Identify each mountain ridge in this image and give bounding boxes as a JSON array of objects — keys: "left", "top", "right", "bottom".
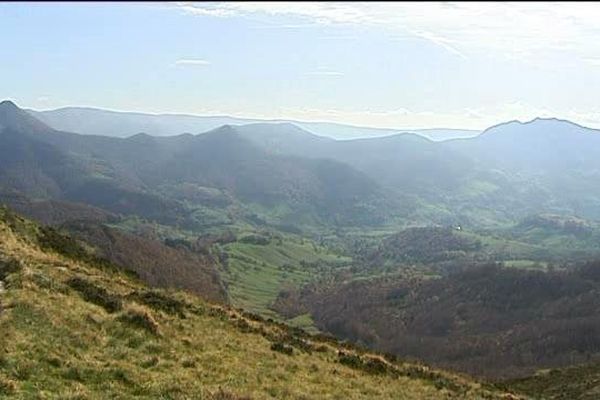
[{"left": 28, "top": 105, "right": 481, "bottom": 141}]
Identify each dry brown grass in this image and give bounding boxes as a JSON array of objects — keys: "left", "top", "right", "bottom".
[{"left": 0, "top": 214, "right": 526, "bottom": 399}]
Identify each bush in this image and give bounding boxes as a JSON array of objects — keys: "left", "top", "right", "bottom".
[
  {"left": 338, "top": 352, "right": 363, "bottom": 369},
  {"left": 338, "top": 352, "right": 389, "bottom": 375},
  {"left": 241, "top": 311, "right": 265, "bottom": 323},
  {"left": 0, "top": 257, "right": 21, "bottom": 280},
  {"left": 314, "top": 345, "right": 329, "bottom": 353},
  {"left": 270, "top": 342, "right": 294, "bottom": 356},
  {"left": 280, "top": 334, "right": 313, "bottom": 353},
  {"left": 67, "top": 277, "right": 123, "bottom": 313},
  {"left": 234, "top": 319, "right": 255, "bottom": 334},
  {"left": 363, "top": 357, "right": 389, "bottom": 375},
  {"left": 128, "top": 290, "right": 186, "bottom": 317},
  {"left": 38, "top": 226, "right": 89, "bottom": 260},
  {"left": 117, "top": 304, "right": 160, "bottom": 335}
]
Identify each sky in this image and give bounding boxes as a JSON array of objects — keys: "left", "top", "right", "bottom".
[{"left": 2, "top": 1, "right": 600, "bottom": 130}]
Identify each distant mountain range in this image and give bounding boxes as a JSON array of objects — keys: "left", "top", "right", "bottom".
[
  {"left": 28, "top": 106, "right": 480, "bottom": 141},
  {"left": 3, "top": 99, "right": 600, "bottom": 230},
  {"left": 1, "top": 100, "right": 392, "bottom": 229},
  {"left": 5, "top": 99, "right": 600, "bottom": 390}
]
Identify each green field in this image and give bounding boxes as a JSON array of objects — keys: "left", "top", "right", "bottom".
[{"left": 222, "top": 235, "right": 350, "bottom": 321}]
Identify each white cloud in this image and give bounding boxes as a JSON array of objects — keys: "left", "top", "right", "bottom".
[
  {"left": 175, "top": 2, "right": 238, "bottom": 17},
  {"left": 174, "top": 59, "right": 211, "bottom": 66},
  {"left": 174, "top": 2, "right": 600, "bottom": 62}
]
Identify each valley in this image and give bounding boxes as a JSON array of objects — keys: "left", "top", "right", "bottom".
[
  {"left": 5, "top": 2, "right": 600, "bottom": 398},
  {"left": 3, "top": 99, "right": 600, "bottom": 398}
]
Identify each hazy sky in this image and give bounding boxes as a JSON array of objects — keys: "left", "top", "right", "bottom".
[{"left": 2, "top": 2, "right": 600, "bottom": 130}]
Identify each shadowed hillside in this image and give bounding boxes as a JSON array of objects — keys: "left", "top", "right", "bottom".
[
  {"left": 1, "top": 101, "right": 393, "bottom": 229},
  {"left": 274, "top": 262, "right": 600, "bottom": 380}
]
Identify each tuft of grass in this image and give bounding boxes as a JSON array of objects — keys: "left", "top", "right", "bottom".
[
  {"left": 208, "top": 388, "right": 253, "bottom": 400},
  {"left": 117, "top": 303, "right": 160, "bottom": 335},
  {"left": 0, "top": 374, "right": 17, "bottom": 395}
]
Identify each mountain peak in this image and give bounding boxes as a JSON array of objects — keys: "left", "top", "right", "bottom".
[
  {"left": 208, "top": 124, "right": 238, "bottom": 135},
  {"left": 478, "top": 116, "right": 599, "bottom": 141},
  {"left": 0, "top": 99, "right": 52, "bottom": 134},
  {"left": 0, "top": 99, "right": 19, "bottom": 110}
]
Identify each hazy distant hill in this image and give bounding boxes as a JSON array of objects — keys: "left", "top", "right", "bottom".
[
  {"left": 2, "top": 101, "right": 392, "bottom": 228},
  {"left": 448, "top": 118, "right": 600, "bottom": 172},
  {"left": 6, "top": 100, "right": 600, "bottom": 227},
  {"left": 445, "top": 118, "right": 600, "bottom": 220},
  {"left": 29, "top": 106, "right": 480, "bottom": 141},
  {"left": 236, "top": 118, "right": 600, "bottom": 225}
]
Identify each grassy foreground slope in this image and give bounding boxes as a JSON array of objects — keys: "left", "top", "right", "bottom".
[{"left": 0, "top": 209, "right": 522, "bottom": 399}]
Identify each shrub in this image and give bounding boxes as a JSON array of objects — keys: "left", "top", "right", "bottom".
[
  {"left": 314, "top": 345, "right": 329, "bottom": 353},
  {"left": 234, "top": 319, "right": 255, "bottom": 334},
  {"left": 338, "top": 352, "right": 390, "bottom": 376},
  {"left": 117, "top": 304, "right": 160, "bottom": 335},
  {"left": 363, "top": 357, "right": 389, "bottom": 375},
  {"left": 338, "top": 352, "right": 363, "bottom": 369},
  {"left": 67, "top": 277, "right": 123, "bottom": 313},
  {"left": 38, "top": 226, "right": 89, "bottom": 260},
  {"left": 280, "top": 334, "right": 313, "bottom": 353},
  {"left": 270, "top": 342, "right": 294, "bottom": 356},
  {"left": 0, "top": 257, "right": 21, "bottom": 280},
  {"left": 241, "top": 311, "right": 264, "bottom": 322},
  {"left": 128, "top": 290, "right": 186, "bottom": 317}
]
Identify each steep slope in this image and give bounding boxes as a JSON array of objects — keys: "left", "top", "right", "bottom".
[
  {"left": 275, "top": 262, "right": 600, "bottom": 380},
  {"left": 0, "top": 103, "right": 91, "bottom": 199},
  {"left": 0, "top": 100, "right": 50, "bottom": 134},
  {"left": 236, "top": 123, "right": 474, "bottom": 197},
  {"left": 140, "top": 125, "right": 391, "bottom": 227},
  {"left": 0, "top": 190, "right": 118, "bottom": 226},
  {"left": 0, "top": 210, "right": 521, "bottom": 399},
  {"left": 241, "top": 119, "right": 600, "bottom": 225},
  {"left": 15, "top": 100, "right": 600, "bottom": 227},
  {"left": 62, "top": 221, "right": 228, "bottom": 303},
  {"left": 446, "top": 118, "right": 600, "bottom": 220},
  {"left": 3, "top": 102, "right": 391, "bottom": 228}
]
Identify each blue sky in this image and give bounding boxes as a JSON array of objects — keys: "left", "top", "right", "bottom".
[{"left": 2, "top": 2, "right": 600, "bottom": 130}]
